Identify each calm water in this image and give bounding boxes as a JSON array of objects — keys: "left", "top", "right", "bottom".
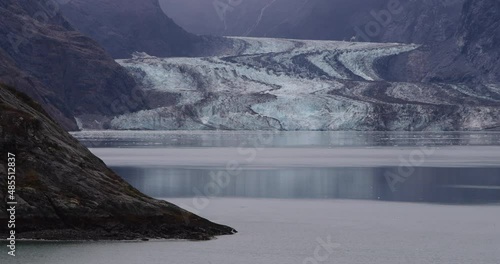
[
  {"left": 78, "top": 130, "right": 500, "bottom": 204},
  {"left": 73, "top": 130, "right": 500, "bottom": 148},
  {"left": 113, "top": 166, "right": 500, "bottom": 204},
  {"left": 13, "top": 131, "right": 500, "bottom": 264}
]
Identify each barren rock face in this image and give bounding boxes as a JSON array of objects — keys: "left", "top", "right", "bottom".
[{"left": 0, "top": 84, "right": 235, "bottom": 240}]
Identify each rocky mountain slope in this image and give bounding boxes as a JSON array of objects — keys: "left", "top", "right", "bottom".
[
  {"left": 60, "top": 0, "right": 232, "bottom": 59},
  {"left": 0, "top": 84, "right": 235, "bottom": 240},
  {"left": 109, "top": 37, "right": 500, "bottom": 131},
  {"left": 0, "top": 0, "right": 145, "bottom": 131}
]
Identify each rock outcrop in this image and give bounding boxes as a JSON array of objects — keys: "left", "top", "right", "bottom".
[{"left": 0, "top": 84, "right": 235, "bottom": 240}]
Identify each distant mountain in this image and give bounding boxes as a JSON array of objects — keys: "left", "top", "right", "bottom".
[
  {"left": 60, "top": 0, "right": 232, "bottom": 59},
  {"left": 0, "top": 83, "right": 235, "bottom": 240},
  {"left": 0, "top": 0, "right": 145, "bottom": 130}
]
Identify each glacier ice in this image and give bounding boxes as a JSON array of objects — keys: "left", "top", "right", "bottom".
[{"left": 97, "top": 37, "right": 500, "bottom": 131}]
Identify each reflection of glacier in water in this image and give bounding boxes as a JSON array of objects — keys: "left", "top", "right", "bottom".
[
  {"left": 72, "top": 131, "right": 500, "bottom": 204},
  {"left": 114, "top": 166, "right": 500, "bottom": 204},
  {"left": 72, "top": 130, "right": 500, "bottom": 148}
]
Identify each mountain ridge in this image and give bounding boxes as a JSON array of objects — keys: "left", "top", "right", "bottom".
[
  {"left": 0, "top": 0, "right": 146, "bottom": 130},
  {"left": 60, "top": 0, "right": 234, "bottom": 59}
]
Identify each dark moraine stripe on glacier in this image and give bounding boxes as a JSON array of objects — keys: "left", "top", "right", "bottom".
[{"left": 111, "top": 38, "right": 500, "bottom": 131}]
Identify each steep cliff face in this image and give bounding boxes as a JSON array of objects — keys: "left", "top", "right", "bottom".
[
  {"left": 0, "top": 84, "right": 235, "bottom": 240},
  {"left": 0, "top": 0, "right": 145, "bottom": 130},
  {"left": 60, "top": 0, "right": 232, "bottom": 59}
]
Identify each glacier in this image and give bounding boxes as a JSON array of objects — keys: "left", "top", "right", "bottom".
[{"left": 96, "top": 37, "right": 500, "bottom": 131}]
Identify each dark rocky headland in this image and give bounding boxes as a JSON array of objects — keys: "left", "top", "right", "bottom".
[{"left": 0, "top": 84, "right": 235, "bottom": 240}]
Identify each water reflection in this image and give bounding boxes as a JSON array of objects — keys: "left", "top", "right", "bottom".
[
  {"left": 73, "top": 131, "right": 500, "bottom": 148},
  {"left": 114, "top": 166, "right": 500, "bottom": 204}
]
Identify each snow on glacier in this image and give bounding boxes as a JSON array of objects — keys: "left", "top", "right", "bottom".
[
  {"left": 250, "top": 95, "right": 370, "bottom": 130},
  {"left": 337, "top": 44, "right": 419, "bottom": 81},
  {"left": 111, "top": 37, "right": 500, "bottom": 131}
]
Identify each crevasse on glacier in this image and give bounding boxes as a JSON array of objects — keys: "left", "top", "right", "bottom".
[{"left": 105, "top": 37, "right": 500, "bottom": 131}]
